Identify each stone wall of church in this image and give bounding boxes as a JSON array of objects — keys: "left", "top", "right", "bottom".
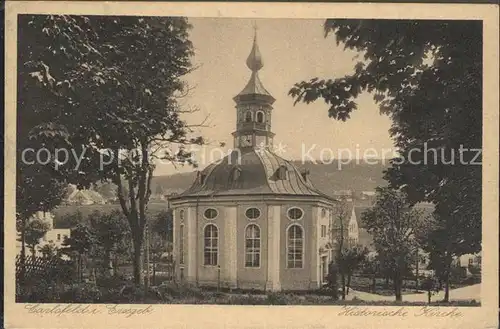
[
  {"left": 236, "top": 203, "right": 268, "bottom": 290},
  {"left": 279, "top": 204, "right": 317, "bottom": 291},
  {"left": 173, "top": 200, "right": 334, "bottom": 291}
]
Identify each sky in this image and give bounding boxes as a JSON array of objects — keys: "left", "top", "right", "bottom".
[{"left": 155, "top": 18, "right": 394, "bottom": 176}]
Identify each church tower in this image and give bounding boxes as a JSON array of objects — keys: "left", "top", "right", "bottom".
[{"left": 232, "top": 27, "right": 276, "bottom": 150}]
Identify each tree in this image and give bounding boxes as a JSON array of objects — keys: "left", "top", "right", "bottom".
[
  {"left": 417, "top": 210, "right": 470, "bottom": 302},
  {"left": 88, "top": 210, "right": 130, "bottom": 276},
  {"left": 53, "top": 211, "right": 83, "bottom": 229},
  {"left": 61, "top": 224, "right": 96, "bottom": 281},
  {"left": 18, "top": 15, "right": 204, "bottom": 286},
  {"left": 22, "top": 219, "right": 51, "bottom": 258},
  {"left": 331, "top": 197, "right": 349, "bottom": 300},
  {"left": 361, "top": 187, "right": 425, "bottom": 301},
  {"left": 326, "top": 262, "right": 339, "bottom": 300},
  {"left": 289, "top": 20, "right": 482, "bottom": 259},
  {"left": 39, "top": 242, "right": 58, "bottom": 259},
  {"left": 337, "top": 245, "right": 368, "bottom": 295},
  {"left": 152, "top": 209, "right": 174, "bottom": 245}
]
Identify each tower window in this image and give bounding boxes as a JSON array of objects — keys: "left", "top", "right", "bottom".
[
  {"left": 204, "top": 224, "right": 218, "bottom": 266},
  {"left": 245, "top": 111, "right": 253, "bottom": 122},
  {"left": 197, "top": 171, "right": 206, "bottom": 185},
  {"left": 230, "top": 166, "right": 242, "bottom": 181},
  {"left": 277, "top": 165, "right": 288, "bottom": 180},
  {"left": 245, "top": 224, "right": 261, "bottom": 267},
  {"left": 287, "top": 225, "right": 304, "bottom": 268},
  {"left": 256, "top": 111, "right": 265, "bottom": 123}
]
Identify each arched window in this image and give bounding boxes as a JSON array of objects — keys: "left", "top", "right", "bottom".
[
  {"left": 256, "top": 111, "right": 265, "bottom": 123},
  {"left": 245, "top": 224, "right": 261, "bottom": 267},
  {"left": 204, "top": 224, "right": 218, "bottom": 266},
  {"left": 287, "top": 225, "right": 304, "bottom": 268},
  {"left": 245, "top": 111, "right": 253, "bottom": 122}
]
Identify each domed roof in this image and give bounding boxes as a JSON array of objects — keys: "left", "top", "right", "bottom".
[{"left": 174, "top": 148, "right": 333, "bottom": 200}]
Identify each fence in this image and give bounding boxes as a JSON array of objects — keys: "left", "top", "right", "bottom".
[{"left": 16, "top": 255, "right": 74, "bottom": 282}]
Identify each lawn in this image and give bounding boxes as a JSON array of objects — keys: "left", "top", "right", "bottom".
[{"left": 349, "top": 275, "right": 424, "bottom": 296}]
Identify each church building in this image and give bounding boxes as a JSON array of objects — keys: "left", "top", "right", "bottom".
[{"left": 170, "top": 30, "right": 340, "bottom": 291}]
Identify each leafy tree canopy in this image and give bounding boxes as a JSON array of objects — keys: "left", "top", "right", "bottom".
[{"left": 289, "top": 19, "right": 482, "bottom": 254}]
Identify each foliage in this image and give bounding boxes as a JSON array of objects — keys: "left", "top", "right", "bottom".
[
  {"left": 60, "top": 283, "right": 103, "bottom": 303},
  {"left": 152, "top": 209, "right": 174, "bottom": 243},
  {"left": 289, "top": 19, "right": 482, "bottom": 258},
  {"left": 325, "top": 262, "right": 339, "bottom": 299},
  {"left": 62, "top": 223, "right": 96, "bottom": 255},
  {"left": 53, "top": 210, "right": 84, "bottom": 229},
  {"left": 361, "top": 187, "right": 425, "bottom": 301},
  {"left": 417, "top": 209, "right": 474, "bottom": 302},
  {"left": 38, "top": 242, "right": 58, "bottom": 259},
  {"left": 337, "top": 245, "right": 368, "bottom": 294},
  {"left": 23, "top": 219, "right": 51, "bottom": 256},
  {"left": 18, "top": 15, "right": 204, "bottom": 285}
]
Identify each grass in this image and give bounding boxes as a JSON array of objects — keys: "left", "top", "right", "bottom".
[{"left": 348, "top": 275, "right": 425, "bottom": 296}]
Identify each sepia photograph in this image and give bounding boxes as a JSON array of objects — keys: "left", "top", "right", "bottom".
[{"left": 3, "top": 2, "right": 499, "bottom": 329}]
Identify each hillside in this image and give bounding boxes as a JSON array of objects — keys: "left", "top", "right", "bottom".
[{"left": 151, "top": 160, "right": 389, "bottom": 197}]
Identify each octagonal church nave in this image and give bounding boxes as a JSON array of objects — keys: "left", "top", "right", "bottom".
[{"left": 170, "top": 30, "right": 344, "bottom": 291}]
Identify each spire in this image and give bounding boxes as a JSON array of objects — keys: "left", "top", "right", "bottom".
[
  {"left": 246, "top": 24, "right": 263, "bottom": 72},
  {"left": 234, "top": 23, "right": 274, "bottom": 103}
]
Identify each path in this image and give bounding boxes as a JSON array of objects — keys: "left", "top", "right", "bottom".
[{"left": 346, "top": 284, "right": 480, "bottom": 302}]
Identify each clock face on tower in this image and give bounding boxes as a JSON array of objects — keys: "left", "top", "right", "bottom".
[{"left": 239, "top": 135, "right": 253, "bottom": 147}]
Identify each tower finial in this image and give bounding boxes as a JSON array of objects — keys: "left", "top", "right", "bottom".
[{"left": 246, "top": 22, "right": 263, "bottom": 72}]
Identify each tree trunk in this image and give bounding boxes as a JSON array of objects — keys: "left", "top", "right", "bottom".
[
  {"left": 340, "top": 272, "right": 346, "bottom": 300},
  {"left": 78, "top": 253, "right": 82, "bottom": 282},
  {"left": 444, "top": 272, "right": 450, "bottom": 302},
  {"left": 443, "top": 254, "right": 452, "bottom": 302},
  {"left": 132, "top": 236, "right": 144, "bottom": 286},
  {"left": 19, "top": 220, "right": 27, "bottom": 284},
  {"left": 371, "top": 274, "right": 376, "bottom": 293},
  {"left": 394, "top": 272, "right": 402, "bottom": 302},
  {"left": 347, "top": 271, "right": 352, "bottom": 295},
  {"left": 385, "top": 275, "right": 389, "bottom": 288}
]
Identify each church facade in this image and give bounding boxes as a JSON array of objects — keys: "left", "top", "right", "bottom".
[{"left": 170, "top": 31, "right": 340, "bottom": 291}]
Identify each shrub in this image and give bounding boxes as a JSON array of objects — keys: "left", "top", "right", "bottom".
[
  {"left": 157, "top": 282, "right": 204, "bottom": 300},
  {"left": 266, "top": 292, "right": 291, "bottom": 305},
  {"left": 60, "top": 283, "right": 102, "bottom": 303},
  {"left": 227, "top": 294, "right": 266, "bottom": 305},
  {"left": 16, "top": 278, "right": 63, "bottom": 303}
]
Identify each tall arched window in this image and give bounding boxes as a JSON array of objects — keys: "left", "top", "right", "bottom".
[
  {"left": 256, "top": 111, "right": 265, "bottom": 123},
  {"left": 287, "top": 225, "right": 304, "bottom": 268},
  {"left": 245, "top": 224, "right": 261, "bottom": 267},
  {"left": 245, "top": 111, "right": 253, "bottom": 122},
  {"left": 204, "top": 224, "right": 218, "bottom": 266}
]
